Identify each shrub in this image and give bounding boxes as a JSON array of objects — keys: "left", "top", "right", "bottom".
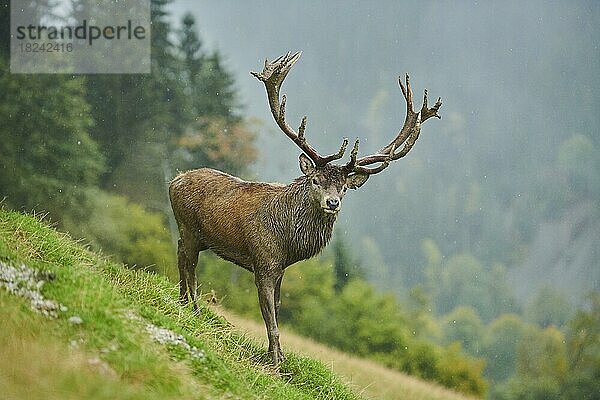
[
  {"left": 491, "top": 377, "right": 562, "bottom": 400},
  {"left": 436, "top": 342, "right": 488, "bottom": 396},
  {"left": 62, "top": 189, "right": 175, "bottom": 279}
]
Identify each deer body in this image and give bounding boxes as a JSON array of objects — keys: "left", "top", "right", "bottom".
[
  {"left": 170, "top": 163, "right": 355, "bottom": 366},
  {"left": 170, "top": 51, "right": 442, "bottom": 369},
  {"left": 169, "top": 167, "right": 337, "bottom": 273}
]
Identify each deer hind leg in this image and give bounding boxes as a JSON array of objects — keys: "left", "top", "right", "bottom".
[
  {"left": 255, "top": 268, "right": 285, "bottom": 368},
  {"left": 177, "top": 230, "right": 203, "bottom": 311},
  {"left": 274, "top": 275, "right": 283, "bottom": 325}
]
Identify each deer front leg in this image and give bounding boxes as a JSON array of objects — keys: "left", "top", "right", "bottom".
[{"left": 255, "top": 269, "right": 285, "bottom": 368}]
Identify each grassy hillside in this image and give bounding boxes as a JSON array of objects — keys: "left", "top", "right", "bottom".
[
  {"left": 0, "top": 208, "right": 475, "bottom": 400},
  {"left": 0, "top": 208, "right": 359, "bottom": 400},
  {"left": 220, "top": 309, "right": 477, "bottom": 400}
]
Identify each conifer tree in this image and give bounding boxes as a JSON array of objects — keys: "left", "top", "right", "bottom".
[{"left": 332, "top": 236, "right": 363, "bottom": 292}]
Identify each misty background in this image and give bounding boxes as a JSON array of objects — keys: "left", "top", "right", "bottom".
[
  {"left": 2, "top": 0, "right": 598, "bottom": 397},
  {"left": 170, "top": 0, "right": 599, "bottom": 305}
]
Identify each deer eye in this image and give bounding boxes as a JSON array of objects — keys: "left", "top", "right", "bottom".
[
  {"left": 342, "top": 185, "right": 348, "bottom": 193},
  {"left": 311, "top": 177, "right": 319, "bottom": 186}
]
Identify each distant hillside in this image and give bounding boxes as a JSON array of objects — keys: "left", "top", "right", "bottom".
[{"left": 510, "top": 200, "right": 600, "bottom": 306}]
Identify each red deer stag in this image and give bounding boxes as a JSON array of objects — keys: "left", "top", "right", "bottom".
[{"left": 169, "top": 51, "right": 442, "bottom": 368}]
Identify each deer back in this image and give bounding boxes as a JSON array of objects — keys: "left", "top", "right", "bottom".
[{"left": 170, "top": 168, "right": 285, "bottom": 269}]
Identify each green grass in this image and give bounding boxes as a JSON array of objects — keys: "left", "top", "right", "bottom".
[{"left": 0, "top": 208, "right": 361, "bottom": 400}]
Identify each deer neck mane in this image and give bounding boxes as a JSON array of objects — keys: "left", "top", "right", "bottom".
[{"left": 267, "top": 176, "right": 336, "bottom": 266}]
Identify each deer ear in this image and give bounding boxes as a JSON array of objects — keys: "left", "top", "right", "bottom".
[
  {"left": 299, "top": 153, "right": 315, "bottom": 175},
  {"left": 347, "top": 173, "right": 369, "bottom": 189}
]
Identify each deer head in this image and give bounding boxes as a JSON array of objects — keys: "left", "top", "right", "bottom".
[
  {"left": 251, "top": 51, "right": 442, "bottom": 216},
  {"left": 297, "top": 153, "right": 368, "bottom": 214}
]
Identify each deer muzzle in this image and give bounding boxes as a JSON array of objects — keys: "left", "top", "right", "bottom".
[{"left": 323, "top": 197, "right": 341, "bottom": 214}]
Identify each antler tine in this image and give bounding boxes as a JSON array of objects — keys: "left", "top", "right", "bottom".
[
  {"left": 399, "top": 73, "right": 413, "bottom": 112},
  {"left": 374, "top": 74, "right": 417, "bottom": 157},
  {"left": 298, "top": 115, "right": 307, "bottom": 141},
  {"left": 344, "top": 138, "right": 385, "bottom": 175},
  {"left": 421, "top": 89, "right": 442, "bottom": 121},
  {"left": 347, "top": 141, "right": 397, "bottom": 175},
  {"left": 322, "top": 137, "right": 349, "bottom": 164},
  {"left": 349, "top": 74, "right": 442, "bottom": 175},
  {"left": 252, "top": 51, "right": 349, "bottom": 167},
  {"left": 344, "top": 139, "right": 360, "bottom": 170}
]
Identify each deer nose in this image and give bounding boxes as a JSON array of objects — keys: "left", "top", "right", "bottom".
[{"left": 326, "top": 197, "right": 340, "bottom": 210}]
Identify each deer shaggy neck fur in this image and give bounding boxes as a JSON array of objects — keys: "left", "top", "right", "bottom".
[{"left": 262, "top": 176, "right": 336, "bottom": 267}]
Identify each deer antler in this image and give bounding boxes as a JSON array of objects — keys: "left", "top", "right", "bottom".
[
  {"left": 345, "top": 74, "right": 442, "bottom": 175},
  {"left": 252, "top": 51, "right": 349, "bottom": 167}
]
